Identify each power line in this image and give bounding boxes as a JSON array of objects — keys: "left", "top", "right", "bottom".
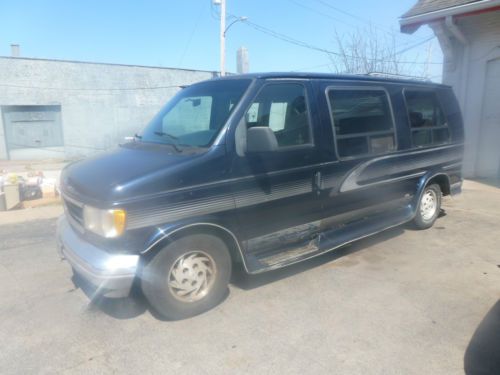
[
  {"left": 178, "top": 3, "right": 206, "bottom": 66},
  {"left": 395, "top": 35, "right": 436, "bottom": 55},
  {"left": 289, "top": 0, "right": 436, "bottom": 51},
  {"left": 286, "top": 0, "right": 361, "bottom": 30},
  {"left": 243, "top": 20, "right": 443, "bottom": 65},
  {"left": 213, "top": 2, "right": 438, "bottom": 67},
  {"left": 0, "top": 83, "right": 185, "bottom": 91},
  {"left": 310, "top": 0, "right": 434, "bottom": 46},
  {"left": 312, "top": 0, "right": 396, "bottom": 34}
]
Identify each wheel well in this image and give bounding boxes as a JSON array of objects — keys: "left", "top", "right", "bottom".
[
  {"left": 144, "top": 224, "right": 245, "bottom": 269},
  {"left": 427, "top": 174, "right": 450, "bottom": 196}
]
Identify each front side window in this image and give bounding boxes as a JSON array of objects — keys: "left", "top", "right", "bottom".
[
  {"left": 404, "top": 90, "right": 449, "bottom": 147},
  {"left": 244, "top": 83, "right": 312, "bottom": 147},
  {"left": 141, "top": 79, "right": 251, "bottom": 148},
  {"left": 328, "top": 88, "right": 396, "bottom": 158}
]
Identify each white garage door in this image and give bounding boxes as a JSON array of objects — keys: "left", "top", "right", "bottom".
[
  {"left": 476, "top": 58, "right": 500, "bottom": 178},
  {"left": 2, "top": 105, "right": 63, "bottom": 160}
]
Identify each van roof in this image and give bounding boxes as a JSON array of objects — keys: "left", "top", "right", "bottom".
[{"left": 216, "top": 72, "right": 450, "bottom": 88}]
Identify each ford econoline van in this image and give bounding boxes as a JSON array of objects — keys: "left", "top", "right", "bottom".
[{"left": 57, "top": 73, "right": 464, "bottom": 319}]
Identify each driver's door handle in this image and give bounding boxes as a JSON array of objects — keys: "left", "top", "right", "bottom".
[{"left": 313, "top": 171, "right": 322, "bottom": 193}]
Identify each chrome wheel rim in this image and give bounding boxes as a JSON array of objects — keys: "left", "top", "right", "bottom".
[
  {"left": 420, "top": 189, "right": 437, "bottom": 221},
  {"left": 168, "top": 251, "right": 217, "bottom": 302}
]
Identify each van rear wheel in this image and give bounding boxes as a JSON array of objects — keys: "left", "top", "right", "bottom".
[
  {"left": 414, "top": 183, "right": 441, "bottom": 229},
  {"left": 142, "top": 234, "right": 231, "bottom": 320}
]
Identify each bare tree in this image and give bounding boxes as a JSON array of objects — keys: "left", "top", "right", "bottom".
[{"left": 329, "top": 27, "right": 423, "bottom": 77}]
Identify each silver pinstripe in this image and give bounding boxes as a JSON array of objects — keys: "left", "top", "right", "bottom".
[
  {"left": 124, "top": 143, "right": 463, "bottom": 230},
  {"left": 127, "top": 179, "right": 313, "bottom": 229}
]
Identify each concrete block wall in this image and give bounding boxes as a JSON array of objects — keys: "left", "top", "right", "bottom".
[{"left": 0, "top": 57, "right": 217, "bottom": 160}]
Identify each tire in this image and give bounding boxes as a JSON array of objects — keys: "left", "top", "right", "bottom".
[
  {"left": 413, "top": 183, "right": 442, "bottom": 230},
  {"left": 141, "top": 233, "right": 232, "bottom": 320}
]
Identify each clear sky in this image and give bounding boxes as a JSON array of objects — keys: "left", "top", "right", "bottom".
[{"left": 0, "top": 0, "right": 443, "bottom": 80}]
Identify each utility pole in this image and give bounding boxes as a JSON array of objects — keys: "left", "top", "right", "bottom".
[
  {"left": 214, "top": 0, "right": 246, "bottom": 76},
  {"left": 219, "top": 0, "right": 226, "bottom": 76}
]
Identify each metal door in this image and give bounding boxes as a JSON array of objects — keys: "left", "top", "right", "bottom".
[
  {"left": 2, "top": 105, "right": 63, "bottom": 158},
  {"left": 229, "top": 81, "right": 324, "bottom": 259}
]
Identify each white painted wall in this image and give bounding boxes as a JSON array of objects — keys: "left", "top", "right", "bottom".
[
  {"left": 432, "top": 10, "right": 500, "bottom": 178},
  {"left": 0, "top": 57, "right": 217, "bottom": 160}
]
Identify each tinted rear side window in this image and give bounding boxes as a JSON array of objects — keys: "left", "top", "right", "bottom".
[
  {"left": 327, "top": 88, "right": 396, "bottom": 158},
  {"left": 404, "top": 90, "right": 450, "bottom": 147}
]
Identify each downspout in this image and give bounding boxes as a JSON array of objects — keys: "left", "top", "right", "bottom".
[
  {"left": 445, "top": 15, "right": 469, "bottom": 111},
  {"left": 444, "top": 15, "right": 471, "bottom": 176}
]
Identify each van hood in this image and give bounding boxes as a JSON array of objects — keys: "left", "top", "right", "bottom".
[{"left": 61, "top": 142, "right": 212, "bottom": 205}]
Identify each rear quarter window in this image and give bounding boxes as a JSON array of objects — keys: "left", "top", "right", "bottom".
[
  {"left": 327, "top": 87, "right": 396, "bottom": 159},
  {"left": 404, "top": 90, "right": 450, "bottom": 148}
]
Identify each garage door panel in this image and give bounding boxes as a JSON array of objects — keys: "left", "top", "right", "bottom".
[{"left": 2, "top": 105, "right": 63, "bottom": 156}]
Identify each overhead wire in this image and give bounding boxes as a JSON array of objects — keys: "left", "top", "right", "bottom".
[
  {"left": 242, "top": 19, "right": 442, "bottom": 65},
  {"left": 292, "top": 0, "right": 437, "bottom": 52},
  {"left": 312, "top": 0, "right": 399, "bottom": 36},
  {"left": 178, "top": 2, "right": 206, "bottom": 66},
  {"left": 0, "top": 83, "right": 185, "bottom": 91},
  {"left": 395, "top": 35, "right": 436, "bottom": 55},
  {"left": 212, "top": 0, "right": 438, "bottom": 64},
  {"left": 297, "top": 0, "right": 436, "bottom": 48},
  {"left": 286, "top": 0, "right": 365, "bottom": 30},
  {"left": 210, "top": 0, "right": 442, "bottom": 66}
]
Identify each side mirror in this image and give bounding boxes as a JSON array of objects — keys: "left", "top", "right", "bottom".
[
  {"left": 247, "top": 127, "right": 278, "bottom": 153},
  {"left": 188, "top": 98, "right": 201, "bottom": 107}
]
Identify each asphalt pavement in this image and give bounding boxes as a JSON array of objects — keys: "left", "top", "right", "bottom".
[{"left": 0, "top": 180, "right": 499, "bottom": 374}]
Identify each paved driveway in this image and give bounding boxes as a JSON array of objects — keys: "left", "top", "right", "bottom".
[{"left": 0, "top": 180, "right": 499, "bottom": 374}]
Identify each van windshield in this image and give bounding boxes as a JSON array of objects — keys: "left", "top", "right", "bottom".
[{"left": 140, "top": 79, "right": 251, "bottom": 148}]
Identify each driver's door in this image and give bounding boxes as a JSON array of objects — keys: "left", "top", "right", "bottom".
[{"left": 229, "top": 81, "right": 324, "bottom": 270}]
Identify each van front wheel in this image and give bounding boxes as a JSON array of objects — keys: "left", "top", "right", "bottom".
[
  {"left": 414, "top": 183, "right": 441, "bottom": 229},
  {"left": 142, "top": 234, "right": 232, "bottom": 320}
]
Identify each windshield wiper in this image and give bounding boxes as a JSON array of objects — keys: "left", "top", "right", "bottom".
[
  {"left": 153, "top": 131, "right": 182, "bottom": 153},
  {"left": 134, "top": 133, "right": 142, "bottom": 139},
  {"left": 154, "top": 131, "right": 178, "bottom": 140}
]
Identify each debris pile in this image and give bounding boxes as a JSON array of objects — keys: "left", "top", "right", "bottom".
[{"left": 0, "top": 169, "right": 60, "bottom": 211}]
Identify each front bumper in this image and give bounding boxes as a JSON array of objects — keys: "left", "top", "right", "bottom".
[{"left": 56, "top": 216, "right": 139, "bottom": 298}]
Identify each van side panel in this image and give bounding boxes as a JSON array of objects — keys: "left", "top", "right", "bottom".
[
  {"left": 138, "top": 79, "right": 464, "bottom": 274},
  {"left": 228, "top": 79, "right": 464, "bottom": 273}
]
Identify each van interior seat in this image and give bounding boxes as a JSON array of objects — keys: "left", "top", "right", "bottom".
[
  {"left": 337, "top": 115, "right": 389, "bottom": 135},
  {"left": 409, "top": 111, "right": 425, "bottom": 127}
]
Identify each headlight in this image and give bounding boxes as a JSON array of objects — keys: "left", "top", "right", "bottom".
[{"left": 83, "top": 206, "right": 127, "bottom": 238}]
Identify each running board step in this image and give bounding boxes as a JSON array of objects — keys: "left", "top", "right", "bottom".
[{"left": 244, "top": 206, "right": 413, "bottom": 274}]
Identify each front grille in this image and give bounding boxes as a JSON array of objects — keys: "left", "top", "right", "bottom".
[{"left": 63, "top": 195, "right": 84, "bottom": 231}]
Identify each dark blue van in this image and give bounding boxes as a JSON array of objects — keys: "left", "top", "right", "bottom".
[{"left": 57, "top": 73, "right": 464, "bottom": 319}]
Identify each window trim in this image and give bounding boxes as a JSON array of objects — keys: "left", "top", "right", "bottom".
[
  {"left": 402, "top": 88, "right": 451, "bottom": 149},
  {"left": 240, "top": 80, "right": 315, "bottom": 151},
  {"left": 325, "top": 85, "right": 398, "bottom": 161}
]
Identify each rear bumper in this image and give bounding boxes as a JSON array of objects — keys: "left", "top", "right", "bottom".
[{"left": 56, "top": 216, "right": 139, "bottom": 298}]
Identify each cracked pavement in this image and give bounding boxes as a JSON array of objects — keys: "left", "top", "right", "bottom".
[{"left": 0, "top": 180, "right": 499, "bottom": 374}]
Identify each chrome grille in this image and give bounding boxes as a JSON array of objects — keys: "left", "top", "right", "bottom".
[{"left": 63, "top": 195, "right": 84, "bottom": 232}]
